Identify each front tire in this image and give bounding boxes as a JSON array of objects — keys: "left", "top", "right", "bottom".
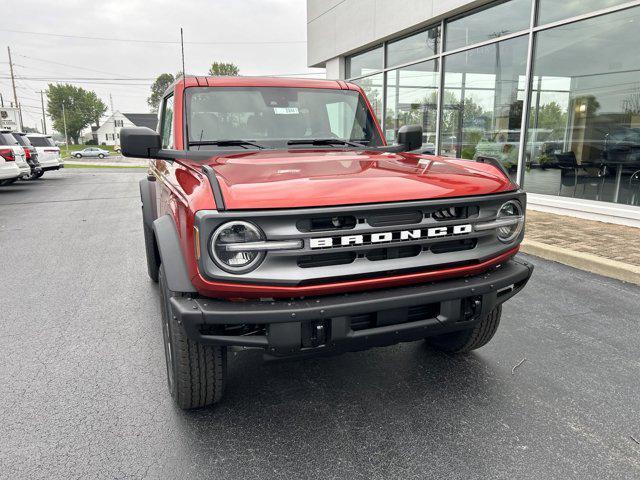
[
  {"left": 74, "top": 153, "right": 82, "bottom": 158},
  {"left": 159, "top": 265, "right": 227, "bottom": 409},
  {"left": 426, "top": 305, "right": 502, "bottom": 353},
  {"left": 98, "top": 153, "right": 105, "bottom": 158}
]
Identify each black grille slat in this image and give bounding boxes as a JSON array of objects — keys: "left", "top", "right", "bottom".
[
  {"left": 367, "top": 210, "right": 423, "bottom": 227},
  {"left": 296, "top": 215, "right": 356, "bottom": 232},
  {"left": 365, "top": 245, "right": 422, "bottom": 261},
  {"left": 298, "top": 251, "right": 356, "bottom": 268},
  {"left": 431, "top": 239, "right": 477, "bottom": 254}
]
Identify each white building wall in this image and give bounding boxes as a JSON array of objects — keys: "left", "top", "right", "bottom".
[
  {"left": 95, "top": 112, "right": 135, "bottom": 146},
  {"left": 307, "top": 0, "right": 491, "bottom": 71}
]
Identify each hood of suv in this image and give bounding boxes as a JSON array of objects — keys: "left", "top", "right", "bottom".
[{"left": 203, "top": 149, "right": 516, "bottom": 209}]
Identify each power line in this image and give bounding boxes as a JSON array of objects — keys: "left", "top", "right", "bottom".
[
  {"left": 11, "top": 75, "right": 154, "bottom": 81},
  {"left": 15, "top": 53, "right": 140, "bottom": 78},
  {"left": 0, "top": 28, "right": 306, "bottom": 45}
]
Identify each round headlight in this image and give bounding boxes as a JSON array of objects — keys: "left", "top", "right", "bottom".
[
  {"left": 496, "top": 200, "right": 524, "bottom": 243},
  {"left": 210, "top": 221, "right": 265, "bottom": 273}
]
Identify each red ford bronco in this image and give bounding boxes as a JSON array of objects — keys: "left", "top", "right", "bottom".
[{"left": 121, "top": 76, "right": 533, "bottom": 409}]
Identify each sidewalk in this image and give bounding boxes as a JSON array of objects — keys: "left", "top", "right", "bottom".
[{"left": 523, "top": 210, "right": 640, "bottom": 285}]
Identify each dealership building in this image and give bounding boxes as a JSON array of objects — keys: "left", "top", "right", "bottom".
[{"left": 307, "top": 0, "right": 640, "bottom": 226}]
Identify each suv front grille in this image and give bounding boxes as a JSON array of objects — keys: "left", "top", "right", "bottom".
[{"left": 195, "top": 191, "right": 524, "bottom": 286}]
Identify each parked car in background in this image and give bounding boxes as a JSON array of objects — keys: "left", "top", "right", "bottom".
[
  {"left": 0, "top": 130, "right": 30, "bottom": 185},
  {"left": 10, "top": 132, "right": 42, "bottom": 180},
  {"left": 0, "top": 137, "right": 22, "bottom": 185},
  {"left": 27, "top": 134, "right": 63, "bottom": 177},
  {"left": 73, "top": 147, "right": 109, "bottom": 158}
]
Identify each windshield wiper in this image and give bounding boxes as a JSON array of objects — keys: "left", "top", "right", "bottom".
[
  {"left": 287, "top": 138, "right": 365, "bottom": 148},
  {"left": 189, "top": 139, "right": 266, "bottom": 149}
]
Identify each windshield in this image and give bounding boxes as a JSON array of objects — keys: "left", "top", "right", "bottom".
[{"left": 186, "top": 86, "right": 382, "bottom": 150}]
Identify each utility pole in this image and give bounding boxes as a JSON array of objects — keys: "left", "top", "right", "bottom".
[
  {"left": 7, "top": 46, "right": 23, "bottom": 131},
  {"left": 110, "top": 93, "right": 116, "bottom": 147},
  {"left": 39, "top": 90, "right": 47, "bottom": 134},
  {"left": 0, "top": 92, "right": 3, "bottom": 107},
  {"left": 61, "top": 101, "right": 69, "bottom": 156}
]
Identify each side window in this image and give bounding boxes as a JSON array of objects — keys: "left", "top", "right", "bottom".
[{"left": 161, "top": 95, "right": 175, "bottom": 149}]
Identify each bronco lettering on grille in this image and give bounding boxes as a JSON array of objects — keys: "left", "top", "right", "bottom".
[{"left": 309, "top": 224, "right": 473, "bottom": 249}]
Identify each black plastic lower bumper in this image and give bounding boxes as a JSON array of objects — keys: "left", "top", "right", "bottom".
[{"left": 171, "top": 258, "right": 533, "bottom": 357}]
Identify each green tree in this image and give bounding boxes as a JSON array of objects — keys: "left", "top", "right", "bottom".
[
  {"left": 208, "top": 62, "right": 240, "bottom": 76},
  {"left": 46, "top": 84, "right": 107, "bottom": 144},
  {"left": 148, "top": 73, "right": 176, "bottom": 113},
  {"left": 535, "top": 101, "right": 568, "bottom": 137}
]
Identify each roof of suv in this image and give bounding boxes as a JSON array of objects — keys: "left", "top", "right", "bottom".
[{"left": 164, "top": 75, "right": 356, "bottom": 97}]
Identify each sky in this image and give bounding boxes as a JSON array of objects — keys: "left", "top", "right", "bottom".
[{"left": 0, "top": 0, "right": 323, "bottom": 133}]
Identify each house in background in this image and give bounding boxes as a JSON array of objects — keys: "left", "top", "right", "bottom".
[
  {"left": 81, "top": 125, "right": 100, "bottom": 144},
  {"left": 94, "top": 111, "right": 158, "bottom": 146}
]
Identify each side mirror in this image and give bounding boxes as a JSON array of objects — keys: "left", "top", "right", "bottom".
[
  {"left": 120, "top": 127, "right": 161, "bottom": 158},
  {"left": 397, "top": 125, "right": 423, "bottom": 152}
]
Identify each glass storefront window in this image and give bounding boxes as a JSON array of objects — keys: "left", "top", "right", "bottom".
[
  {"left": 439, "top": 35, "right": 528, "bottom": 178},
  {"left": 524, "top": 7, "right": 640, "bottom": 205},
  {"left": 385, "top": 60, "right": 439, "bottom": 151},
  {"left": 386, "top": 26, "right": 440, "bottom": 68},
  {"left": 445, "top": 0, "right": 531, "bottom": 51},
  {"left": 351, "top": 73, "right": 384, "bottom": 125},
  {"left": 537, "top": 0, "right": 630, "bottom": 26},
  {"left": 346, "top": 46, "right": 383, "bottom": 78}
]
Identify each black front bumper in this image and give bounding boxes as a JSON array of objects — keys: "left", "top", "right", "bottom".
[{"left": 171, "top": 258, "right": 533, "bottom": 357}]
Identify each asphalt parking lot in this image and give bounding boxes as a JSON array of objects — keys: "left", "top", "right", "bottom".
[{"left": 1, "top": 169, "right": 639, "bottom": 479}]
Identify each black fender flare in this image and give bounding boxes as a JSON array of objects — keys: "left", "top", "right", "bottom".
[
  {"left": 139, "top": 177, "right": 157, "bottom": 228},
  {"left": 153, "top": 215, "right": 197, "bottom": 293}
]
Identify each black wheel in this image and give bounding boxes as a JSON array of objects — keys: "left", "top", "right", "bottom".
[
  {"left": 159, "top": 265, "right": 226, "bottom": 409},
  {"left": 98, "top": 153, "right": 105, "bottom": 158},
  {"left": 74, "top": 153, "right": 82, "bottom": 158},
  {"left": 426, "top": 305, "right": 502, "bottom": 353},
  {"left": 34, "top": 171, "right": 44, "bottom": 179},
  {"left": 0, "top": 178, "right": 18, "bottom": 186},
  {"left": 143, "top": 220, "right": 160, "bottom": 282}
]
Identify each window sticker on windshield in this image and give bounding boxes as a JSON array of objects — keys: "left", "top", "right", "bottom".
[{"left": 273, "top": 107, "right": 299, "bottom": 115}]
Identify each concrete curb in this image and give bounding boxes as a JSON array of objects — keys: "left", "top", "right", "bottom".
[
  {"left": 65, "top": 162, "right": 146, "bottom": 168},
  {"left": 521, "top": 239, "right": 640, "bottom": 286}
]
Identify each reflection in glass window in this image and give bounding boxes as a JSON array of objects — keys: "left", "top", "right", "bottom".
[
  {"left": 524, "top": 7, "right": 640, "bottom": 205},
  {"left": 445, "top": 0, "right": 531, "bottom": 51},
  {"left": 386, "top": 27, "right": 440, "bottom": 68},
  {"left": 439, "top": 35, "right": 528, "bottom": 178},
  {"left": 537, "top": 0, "right": 630, "bottom": 25},
  {"left": 385, "top": 61, "right": 439, "bottom": 152},
  {"left": 161, "top": 95, "right": 174, "bottom": 149},
  {"left": 351, "top": 73, "right": 384, "bottom": 125},
  {"left": 346, "top": 46, "right": 383, "bottom": 78}
]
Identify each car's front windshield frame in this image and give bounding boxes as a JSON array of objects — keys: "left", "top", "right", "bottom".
[{"left": 184, "top": 86, "right": 382, "bottom": 151}]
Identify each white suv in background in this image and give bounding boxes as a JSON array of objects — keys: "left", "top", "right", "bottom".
[
  {"left": 0, "top": 131, "right": 30, "bottom": 185},
  {"left": 26, "top": 134, "right": 63, "bottom": 177}
]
